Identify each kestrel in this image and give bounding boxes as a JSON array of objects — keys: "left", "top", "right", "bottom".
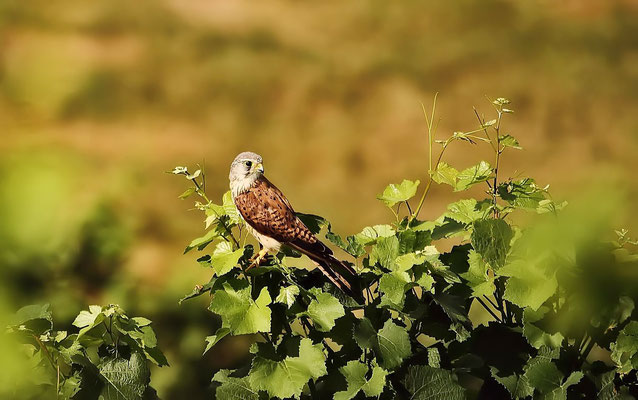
[{"left": 229, "top": 151, "right": 359, "bottom": 298}]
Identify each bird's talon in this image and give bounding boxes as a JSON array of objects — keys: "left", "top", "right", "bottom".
[{"left": 246, "top": 249, "right": 268, "bottom": 271}]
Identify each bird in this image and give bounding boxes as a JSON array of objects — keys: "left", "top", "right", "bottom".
[{"left": 229, "top": 151, "right": 360, "bottom": 299}]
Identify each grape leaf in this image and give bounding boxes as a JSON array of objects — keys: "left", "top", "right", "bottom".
[
  {"left": 355, "top": 319, "right": 411, "bottom": 370},
  {"left": 377, "top": 179, "right": 420, "bottom": 207},
  {"left": 334, "top": 361, "right": 388, "bottom": 400},
  {"left": 209, "top": 282, "right": 272, "bottom": 335},
  {"left": 402, "top": 365, "right": 465, "bottom": 400},
  {"left": 305, "top": 290, "right": 345, "bottom": 332},
  {"left": 213, "top": 370, "right": 258, "bottom": 400},
  {"left": 210, "top": 242, "right": 243, "bottom": 276},
  {"left": 275, "top": 285, "right": 299, "bottom": 308},
  {"left": 248, "top": 338, "right": 327, "bottom": 399},
  {"left": 471, "top": 218, "right": 513, "bottom": 269}
]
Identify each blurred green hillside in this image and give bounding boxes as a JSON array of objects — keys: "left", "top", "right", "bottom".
[{"left": 1, "top": 0, "right": 637, "bottom": 398}]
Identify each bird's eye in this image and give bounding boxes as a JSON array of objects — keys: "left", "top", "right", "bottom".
[{"left": 244, "top": 161, "right": 252, "bottom": 168}]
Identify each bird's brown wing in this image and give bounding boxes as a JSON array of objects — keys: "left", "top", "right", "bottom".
[
  {"left": 234, "top": 176, "right": 318, "bottom": 246},
  {"left": 234, "top": 176, "right": 359, "bottom": 297}
]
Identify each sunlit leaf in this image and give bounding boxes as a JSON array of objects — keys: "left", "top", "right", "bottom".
[
  {"left": 377, "top": 179, "right": 420, "bottom": 207},
  {"left": 248, "top": 338, "right": 326, "bottom": 399},
  {"left": 209, "top": 282, "right": 272, "bottom": 335},
  {"left": 275, "top": 285, "right": 299, "bottom": 308},
  {"left": 334, "top": 361, "right": 388, "bottom": 400}
]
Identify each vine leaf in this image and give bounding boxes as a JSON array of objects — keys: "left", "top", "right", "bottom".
[
  {"left": 209, "top": 282, "right": 272, "bottom": 335},
  {"left": 204, "top": 328, "right": 231, "bottom": 355},
  {"left": 377, "top": 179, "right": 420, "bottom": 207},
  {"left": 213, "top": 370, "right": 258, "bottom": 400},
  {"left": 355, "top": 319, "right": 411, "bottom": 370},
  {"left": 461, "top": 250, "right": 494, "bottom": 298},
  {"left": 248, "top": 338, "right": 327, "bottom": 399},
  {"left": 334, "top": 361, "right": 388, "bottom": 400},
  {"left": 471, "top": 218, "right": 513, "bottom": 270},
  {"left": 209, "top": 242, "right": 243, "bottom": 276},
  {"left": 304, "top": 290, "right": 345, "bottom": 332},
  {"left": 275, "top": 285, "right": 299, "bottom": 309},
  {"left": 354, "top": 224, "right": 396, "bottom": 246},
  {"left": 402, "top": 365, "right": 465, "bottom": 400},
  {"left": 490, "top": 367, "right": 534, "bottom": 399},
  {"left": 432, "top": 161, "right": 492, "bottom": 192},
  {"left": 610, "top": 321, "right": 638, "bottom": 374},
  {"left": 98, "top": 352, "right": 150, "bottom": 400}
]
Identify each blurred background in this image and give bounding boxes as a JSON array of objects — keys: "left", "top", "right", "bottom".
[{"left": 1, "top": 0, "right": 637, "bottom": 398}]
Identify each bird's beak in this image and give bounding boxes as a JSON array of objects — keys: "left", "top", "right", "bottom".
[{"left": 253, "top": 162, "right": 264, "bottom": 174}]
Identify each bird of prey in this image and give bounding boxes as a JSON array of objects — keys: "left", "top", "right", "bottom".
[{"left": 229, "top": 151, "right": 359, "bottom": 298}]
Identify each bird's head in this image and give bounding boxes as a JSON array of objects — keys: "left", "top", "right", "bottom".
[{"left": 229, "top": 151, "right": 264, "bottom": 195}]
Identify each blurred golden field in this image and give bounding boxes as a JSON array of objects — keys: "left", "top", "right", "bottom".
[{"left": 1, "top": 0, "right": 638, "bottom": 398}]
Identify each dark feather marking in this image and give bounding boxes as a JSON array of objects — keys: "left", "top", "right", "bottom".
[{"left": 235, "top": 176, "right": 359, "bottom": 299}]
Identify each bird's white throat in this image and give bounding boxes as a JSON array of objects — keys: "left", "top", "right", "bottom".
[{"left": 230, "top": 173, "right": 259, "bottom": 198}]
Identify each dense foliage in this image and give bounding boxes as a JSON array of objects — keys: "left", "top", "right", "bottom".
[
  {"left": 5, "top": 303, "right": 167, "bottom": 399},
  {"left": 175, "top": 98, "right": 638, "bottom": 399}
]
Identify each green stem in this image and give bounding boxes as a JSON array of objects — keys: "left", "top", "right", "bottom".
[
  {"left": 33, "top": 334, "right": 57, "bottom": 372},
  {"left": 412, "top": 142, "right": 449, "bottom": 221},
  {"left": 192, "top": 177, "right": 240, "bottom": 249}
]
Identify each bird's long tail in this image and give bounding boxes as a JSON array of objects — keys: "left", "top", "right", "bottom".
[{"left": 292, "top": 246, "right": 363, "bottom": 303}]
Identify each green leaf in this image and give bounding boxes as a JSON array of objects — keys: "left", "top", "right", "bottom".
[
  {"left": 522, "top": 306, "right": 564, "bottom": 349},
  {"left": 402, "top": 365, "right": 465, "bottom": 400},
  {"left": 204, "top": 328, "right": 231, "bottom": 355},
  {"left": 132, "top": 317, "right": 152, "bottom": 327},
  {"left": 432, "top": 162, "right": 493, "bottom": 192},
  {"left": 222, "top": 191, "right": 241, "bottom": 224},
  {"left": 525, "top": 359, "right": 562, "bottom": 393},
  {"left": 73, "top": 305, "right": 102, "bottom": 328},
  {"left": 431, "top": 162, "right": 458, "bottom": 187},
  {"left": 59, "top": 372, "right": 82, "bottom": 398},
  {"left": 395, "top": 252, "right": 427, "bottom": 272},
  {"left": 377, "top": 179, "right": 420, "bottom": 207},
  {"left": 210, "top": 242, "right": 243, "bottom": 276},
  {"left": 305, "top": 290, "right": 345, "bottom": 332},
  {"left": 500, "top": 258, "right": 558, "bottom": 311},
  {"left": 379, "top": 271, "right": 411, "bottom": 309},
  {"left": 499, "top": 134, "right": 522, "bottom": 150},
  {"left": 370, "top": 235, "right": 400, "bottom": 270},
  {"left": 98, "top": 352, "right": 150, "bottom": 400},
  {"left": 490, "top": 367, "right": 534, "bottom": 399},
  {"left": 610, "top": 321, "right": 638, "bottom": 374},
  {"left": 209, "top": 282, "right": 272, "bottom": 335},
  {"left": 275, "top": 285, "right": 299, "bottom": 308},
  {"left": 445, "top": 199, "right": 485, "bottom": 224},
  {"left": 248, "top": 338, "right": 327, "bottom": 399},
  {"left": 326, "top": 231, "right": 366, "bottom": 258},
  {"left": 213, "top": 370, "right": 258, "bottom": 400},
  {"left": 184, "top": 229, "right": 219, "bottom": 253},
  {"left": 497, "top": 178, "right": 547, "bottom": 210},
  {"left": 13, "top": 304, "right": 53, "bottom": 334},
  {"left": 427, "top": 348, "right": 441, "bottom": 368},
  {"left": 334, "top": 361, "right": 388, "bottom": 400},
  {"left": 354, "top": 225, "right": 396, "bottom": 245},
  {"left": 455, "top": 161, "right": 493, "bottom": 191},
  {"left": 461, "top": 250, "right": 494, "bottom": 298},
  {"left": 471, "top": 219, "right": 513, "bottom": 269},
  {"left": 355, "top": 319, "right": 411, "bottom": 370},
  {"left": 178, "top": 187, "right": 196, "bottom": 199},
  {"left": 398, "top": 229, "right": 431, "bottom": 254}
]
